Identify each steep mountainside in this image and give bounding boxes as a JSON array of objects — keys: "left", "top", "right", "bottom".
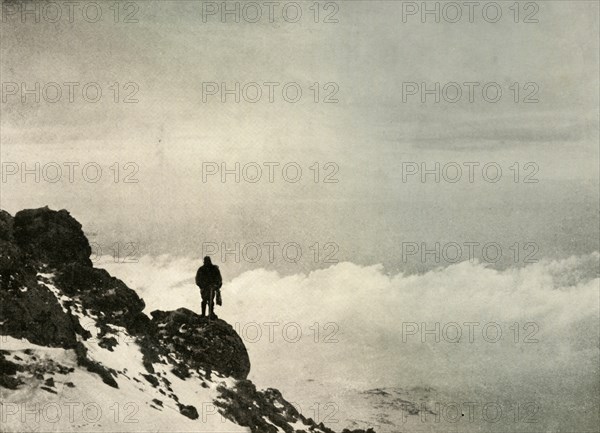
[{"left": 0, "top": 207, "right": 375, "bottom": 433}]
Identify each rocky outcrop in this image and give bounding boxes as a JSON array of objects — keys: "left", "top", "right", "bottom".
[
  {"left": 0, "top": 210, "right": 21, "bottom": 272},
  {"left": 217, "top": 380, "right": 336, "bottom": 433},
  {"left": 149, "top": 308, "right": 250, "bottom": 380},
  {"left": 13, "top": 206, "right": 92, "bottom": 267},
  {"left": 215, "top": 380, "right": 378, "bottom": 433},
  {"left": 0, "top": 208, "right": 88, "bottom": 348},
  {"left": 55, "top": 263, "right": 149, "bottom": 334},
  {"left": 0, "top": 280, "right": 86, "bottom": 349}
]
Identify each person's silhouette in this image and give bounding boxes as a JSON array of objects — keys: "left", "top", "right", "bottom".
[{"left": 195, "top": 256, "right": 222, "bottom": 318}]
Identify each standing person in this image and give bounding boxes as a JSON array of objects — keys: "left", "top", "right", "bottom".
[{"left": 195, "top": 256, "right": 222, "bottom": 319}]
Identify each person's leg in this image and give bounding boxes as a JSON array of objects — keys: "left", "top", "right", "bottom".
[
  {"left": 200, "top": 288, "right": 208, "bottom": 317},
  {"left": 209, "top": 287, "right": 216, "bottom": 318}
]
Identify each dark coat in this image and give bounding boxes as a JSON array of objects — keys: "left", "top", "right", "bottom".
[{"left": 195, "top": 264, "right": 222, "bottom": 290}]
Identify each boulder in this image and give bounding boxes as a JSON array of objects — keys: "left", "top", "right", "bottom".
[
  {"left": 150, "top": 308, "right": 251, "bottom": 380},
  {"left": 14, "top": 207, "right": 92, "bottom": 267}
]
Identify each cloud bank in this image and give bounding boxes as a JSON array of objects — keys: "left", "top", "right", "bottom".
[{"left": 98, "top": 254, "right": 599, "bottom": 396}]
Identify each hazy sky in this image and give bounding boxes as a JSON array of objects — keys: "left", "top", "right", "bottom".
[{"left": 1, "top": 0, "right": 598, "bottom": 276}]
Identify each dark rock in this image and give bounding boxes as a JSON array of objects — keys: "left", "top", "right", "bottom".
[
  {"left": 0, "top": 354, "right": 23, "bottom": 389},
  {"left": 216, "top": 380, "right": 332, "bottom": 433},
  {"left": 98, "top": 336, "right": 118, "bottom": 351},
  {"left": 40, "top": 386, "right": 57, "bottom": 394},
  {"left": 171, "top": 364, "right": 191, "bottom": 380},
  {"left": 0, "top": 210, "right": 22, "bottom": 273},
  {"left": 0, "top": 210, "right": 14, "bottom": 242},
  {"left": 0, "top": 355, "right": 19, "bottom": 376},
  {"left": 74, "top": 342, "right": 119, "bottom": 389},
  {"left": 0, "top": 375, "right": 22, "bottom": 389},
  {"left": 216, "top": 381, "right": 372, "bottom": 433},
  {"left": 0, "top": 209, "right": 91, "bottom": 350},
  {"left": 0, "top": 279, "right": 83, "bottom": 349},
  {"left": 13, "top": 207, "right": 92, "bottom": 267},
  {"left": 55, "top": 264, "right": 147, "bottom": 331},
  {"left": 341, "top": 429, "right": 377, "bottom": 433},
  {"left": 149, "top": 308, "right": 250, "bottom": 380},
  {"left": 177, "top": 403, "right": 199, "bottom": 420},
  {"left": 142, "top": 373, "right": 160, "bottom": 387},
  {"left": 56, "top": 365, "right": 69, "bottom": 374}
]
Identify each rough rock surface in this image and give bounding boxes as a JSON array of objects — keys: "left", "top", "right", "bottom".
[
  {"left": 150, "top": 308, "right": 251, "bottom": 380},
  {"left": 0, "top": 208, "right": 88, "bottom": 348},
  {"left": 13, "top": 206, "right": 92, "bottom": 267}
]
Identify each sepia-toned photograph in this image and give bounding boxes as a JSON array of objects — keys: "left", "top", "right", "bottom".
[{"left": 1, "top": 1, "right": 599, "bottom": 432}]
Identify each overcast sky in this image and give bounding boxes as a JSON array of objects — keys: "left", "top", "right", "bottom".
[{"left": 1, "top": 0, "right": 598, "bottom": 276}]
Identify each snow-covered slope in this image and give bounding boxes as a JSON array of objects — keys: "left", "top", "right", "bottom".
[{"left": 1, "top": 334, "right": 247, "bottom": 433}]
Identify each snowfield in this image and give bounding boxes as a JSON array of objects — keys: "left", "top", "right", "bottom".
[{"left": 1, "top": 334, "right": 247, "bottom": 432}]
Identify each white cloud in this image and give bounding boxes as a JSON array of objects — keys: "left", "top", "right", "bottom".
[{"left": 98, "top": 253, "right": 599, "bottom": 396}]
